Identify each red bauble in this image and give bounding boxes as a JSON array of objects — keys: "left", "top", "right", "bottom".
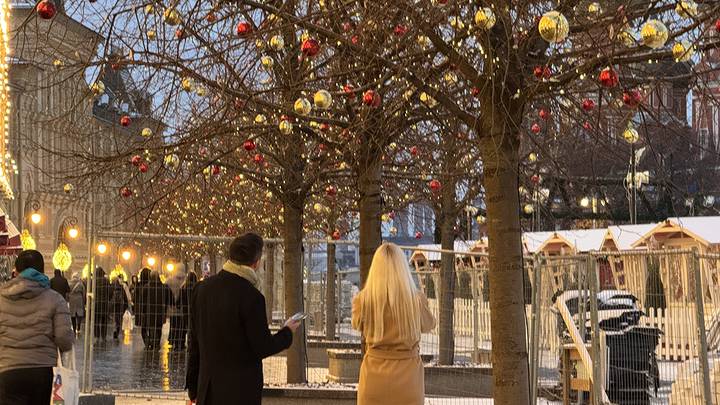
[
  {"left": 243, "top": 140, "right": 256, "bottom": 151},
  {"left": 471, "top": 87, "right": 480, "bottom": 96},
  {"left": 36, "top": 0, "right": 57, "bottom": 19},
  {"left": 599, "top": 67, "right": 619, "bottom": 88},
  {"left": 582, "top": 99, "right": 595, "bottom": 112},
  {"left": 175, "top": 29, "right": 185, "bottom": 40},
  {"left": 206, "top": 12, "right": 217, "bottom": 23},
  {"left": 342, "top": 21, "right": 354, "bottom": 32},
  {"left": 120, "top": 187, "right": 132, "bottom": 198},
  {"left": 211, "top": 165, "right": 221, "bottom": 175},
  {"left": 234, "top": 97, "right": 245, "bottom": 110},
  {"left": 531, "top": 174, "right": 540, "bottom": 184},
  {"left": 332, "top": 230, "right": 341, "bottom": 240},
  {"left": 539, "top": 109, "right": 550, "bottom": 120},
  {"left": 531, "top": 123, "right": 541, "bottom": 134},
  {"left": 583, "top": 121, "right": 592, "bottom": 130},
  {"left": 351, "top": 35, "right": 360, "bottom": 45},
  {"left": 253, "top": 153, "right": 264, "bottom": 164},
  {"left": 209, "top": 197, "right": 218, "bottom": 206},
  {"left": 120, "top": 115, "right": 131, "bottom": 127},
  {"left": 198, "top": 146, "right": 209, "bottom": 157},
  {"left": 429, "top": 179, "right": 441, "bottom": 192},
  {"left": 131, "top": 155, "right": 142, "bottom": 166},
  {"left": 716, "top": 19, "right": 720, "bottom": 32},
  {"left": 319, "top": 123, "right": 330, "bottom": 131},
  {"left": 325, "top": 185, "right": 337, "bottom": 197},
  {"left": 318, "top": 143, "right": 327, "bottom": 153},
  {"left": 388, "top": 212, "right": 396, "bottom": 220},
  {"left": 410, "top": 146, "right": 419, "bottom": 156},
  {"left": 393, "top": 24, "right": 408, "bottom": 36},
  {"left": 415, "top": 231, "right": 424, "bottom": 239},
  {"left": 622, "top": 89, "right": 642, "bottom": 108},
  {"left": 138, "top": 162, "right": 149, "bottom": 173},
  {"left": 343, "top": 85, "right": 355, "bottom": 98},
  {"left": 533, "top": 66, "right": 551, "bottom": 80},
  {"left": 301, "top": 38, "right": 321, "bottom": 57},
  {"left": 362, "top": 90, "right": 381, "bottom": 107},
  {"left": 236, "top": 21, "right": 252, "bottom": 37}
]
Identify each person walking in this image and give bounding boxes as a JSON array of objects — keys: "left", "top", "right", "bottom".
[
  {"left": 110, "top": 278, "right": 129, "bottom": 340},
  {"left": 0, "top": 249, "right": 74, "bottom": 405},
  {"left": 93, "top": 267, "right": 112, "bottom": 341},
  {"left": 352, "top": 243, "right": 436, "bottom": 405},
  {"left": 50, "top": 269, "right": 70, "bottom": 301},
  {"left": 132, "top": 269, "right": 151, "bottom": 344},
  {"left": 68, "top": 273, "right": 85, "bottom": 335},
  {"left": 186, "top": 233, "right": 301, "bottom": 405},
  {"left": 171, "top": 272, "right": 197, "bottom": 350},
  {"left": 143, "top": 271, "right": 173, "bottom": 349}
]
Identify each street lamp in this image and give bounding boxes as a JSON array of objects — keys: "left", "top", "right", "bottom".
[
  {"left": 67, "top": 227, "right": 79, "bottom": 239},
  {"left": 96, "top": 243, "right": 108, "bottom": 255},
  {"left": 26, "top": 199, "right": 41, "bottom": 225},
  {"left": 166, "top": 262, "right": 175, "bottom": 272},
  {"left": 30, "top": 212, "right": 41, "bottom": 224},
  {"left": 624, "top": 124, "right": 640, "bottom": 224},
  {"left": 121, "top": 250, "right": 131, "bottom": 261},
  {"left": 147, "top": 257, "right": 156, "bottom": 267}
]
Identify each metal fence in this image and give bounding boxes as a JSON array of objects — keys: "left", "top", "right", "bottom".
[{"left": 63, "top": 239, "right": 720, "bottom": 404}]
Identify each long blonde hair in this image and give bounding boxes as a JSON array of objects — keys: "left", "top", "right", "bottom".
[{"left": 359, "top": 243, "right": 420, "bottom": 341}]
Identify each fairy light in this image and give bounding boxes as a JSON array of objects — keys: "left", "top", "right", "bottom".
[{"left": 0, "top": 0, "right": 13, "bottom": 198}]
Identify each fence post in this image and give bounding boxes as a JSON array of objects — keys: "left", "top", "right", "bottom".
[
  {"left": 472, "top": 270, "right": 479, "bottom": 363},
  {"left": 587, "top": 255, "right": 603, "bottom": 405},
  {"left": 692, "top": 250, "right": 713, "bottom": 405},
  {"left": 529, "top": 255, "right": 543, "bottom": 405}
]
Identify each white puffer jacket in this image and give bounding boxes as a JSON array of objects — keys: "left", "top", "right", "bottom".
[{"left": 0, "top": 277, "right": 74, "bottom": 373}]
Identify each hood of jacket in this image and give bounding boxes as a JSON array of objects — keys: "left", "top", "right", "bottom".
[{"left": 0, "top": 277, "right": 48, "bottom": 301}]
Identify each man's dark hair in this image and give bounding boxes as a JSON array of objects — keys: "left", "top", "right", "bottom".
[
  {"left": 228, "top": 233, "right": 264, "bottom": 265},
  {"left": 15, "top": 250, "right": 44, "bottom": 273}
]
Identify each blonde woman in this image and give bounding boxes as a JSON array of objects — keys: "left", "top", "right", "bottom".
[{"left": 352, "top": 243, "right": 436, "bottom": 405}]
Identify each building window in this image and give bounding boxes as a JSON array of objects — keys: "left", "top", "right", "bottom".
[{"left": 699, "top": 128, "right": 709, "bottom": 159}]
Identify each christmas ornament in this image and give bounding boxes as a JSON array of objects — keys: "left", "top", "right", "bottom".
[
  {"left": 36, "top": 0, "right": 57, "bottom": 19},
  {"left": 533, "top": 66, "right": 551, "bottom": 80},
  {"left": 417, "top": 35, "right": 431, "bottom": 48},
  {"left": 261, "top": 56, "right": 274, "bottom": 69},
  {"left": 641, "top": 20, "right": 668, "bottom": 49},
  {"left": 279, "top": 119, "right": 294, "bottom": 135},
  {"left": 617, "top": 28, "right": 637, "bottom": 47},
  {"left": 313, "top": 203, "right": 324, "bottom": 213},
  {"left": 120, "top": 115, "right": 131, "bottom": 127},
  {"left": 182, "top": 78, "right": 194, "bottom": 91},
  {"left": 164, "top": 154, "right": 180, "bottom": 170},
  {"left": 139, "top": 162, "right": 149, "bottom": 173},
  {"left": 623, "top": 89, "right": 642, "bottom": 108},
  {"left": 531, "top": 123, "right": 541, "bottom": 134},
  {"left": 131, "top": 155, "right": 143, "bottom": 166},
  {"left": 90, "top": 81, "right": 105, "bottom": 96},
  {"left": 474, "top": 7, "right": 496, "bottom": 30},
  {"left": 147, "top": 30, "right": 156, "bottom": 40},
  {"left": 716, "top": 19, "right": 720, "bottom": 32},
  {"left": 420, "top": 92, "right": 437, "bottom": 107},
  {"left": 243, "top": 140, "right": 256, "bottom": 151},
  {"left": 320, "top": 123, "right": 330, "bottom": 131},
  {"left": 120, "top": 187, "right": 133, "bottom": 197},
  {"left": 587, "top": 2, "right": 602, "bottom": 15},
  {"left": 211, "top": 165, "right": 221, "bottom": 175},
  {"left": 531, "top": 174, "right": 541, "bottom": 184},
  {"left": 415, "top": 231, "right": 423, "bottom": 239},
  {"left": 528, "top": 152, "right": 538, "bottom": 162},
  {"left": 623, "top": 125, "right": 639, "bottom": 144},
  {"left": 269, "top": 35, "right": 285, "bottom": 51},
  {"left": 255, "top": 114, "right": 267, "bottom": 124},
  {"left": 583, "top": 121, "right": 592, "bottom": 130},
  {"left": 21, "top": 230, "right": 36, "bottom": 251},
  {"left": 332, "top": 230, "right": 341, "bottom": 240},
  {"left": 196, "top": 86, "right": 207, "bottom": 97},
  {"left": 599, "top": 67, "right": 619, "bottom": 87},
  {"left": 253, "top": 153, "right": 264, "bottom": 164},
  {"left": 410, "top": 146, "right": 419, "bottom": 156},
  {"left": 52, "top": 243, "right": 72, "bottom": 272},
  {"left": 175, "top": 29, "right": 185, "bottom": 39},
  {"left": 675, "top": 0, "right": 697, "bottom": 19},
  {"left": 523, "top": 204, "right": 534, "bottom": 214},
  {"left": 314, "top": 90, "right": 333, "bottom": 109},
  {"left": 294, "top": 98, "right": 312, "bottom": 115},
  {"left": 206, "top": 12, "right": 217, "bottom": 23},
  {"left": 539, "top": 109, "right": 550, "bottom": 120},
  {"left": 144, "top": 4, "right": 154, "bottom": 14},
  {"left": 301, "top": 38, "right": 320, "bottom": 57},
  {"left": 538, "top": 11, "right": 569, "bottom": 43},
  {"left": 325, "top": 185, "right": 337, "bottom": 197},
  {"left": 393, "top": 24, "right": 408, "bottom": 36},
  {"left": 363, "top": 90, "right": 381, "bottom": 107},
  {"left": 236, "top": 21, "right": 252, "bottom": 37},
  {"left": 582, "top": 99, "right": 595, "bottom": 111},
  {"left": 163, "top": 8, "right": 181, "bottom": 26},
  {"left": 53, "top": 59, "right": 64, "bottom": 69},
  {"left": 429, "top": 179, "right": 441, "bottom": 192},
  {"left": 141, "top": 128, "right": 153, "bottom": 137},
  {"left": 672, "top": 40, "right": 694, "bottom": 62},
  {"left": 63, "top": 183, "right": 74, "bottom": 194}
]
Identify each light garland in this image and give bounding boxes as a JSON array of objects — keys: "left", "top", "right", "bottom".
[{"left": 0, "top": 0, "right": 11, "bottom": 199}]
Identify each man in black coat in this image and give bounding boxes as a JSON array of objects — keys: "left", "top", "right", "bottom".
[
  {"left": 50, "top": 269, "right": 70, "bottom": 300},
  {"left": 186, "top": 233, "right": 300, "bottom": 405}
]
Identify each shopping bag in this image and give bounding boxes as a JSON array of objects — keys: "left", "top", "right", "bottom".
[
  {"left": 122, "top": 310, "right": 134, "bottom": 331},
  {"left": 52, "top": 348, "right": 79, "bottom": 405}
]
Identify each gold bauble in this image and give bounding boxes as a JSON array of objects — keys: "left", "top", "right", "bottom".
[
  {"left": 641, "top": 19, "right": 668, "bottom": 49},
  {"left": 444, "top": 71, "right": 458, "bottom": 84},
  {"left": 539, "top": 11, "right": 569, "bottom": 43},
  {"left": 196, "top": 86, "right": 207, "bottom": 97},
  {"left": 617, "top": 28, "right": 637, "bottom": 47},
  {"left": 147, "top": 30, "right": 156, "bottom": 40},
  {"left": 676, "top": 0, "right": 697, "bottom": 19},
  {"left": 300, "top": 31, "right": 311, "bottom": 43},
  {"left": 523, "top": 204, "right": 534, "bottom": 214},
  {"left": 144, "top": 4, "right": 154, "bottom": 14},
  {"left": 63, "top": 183, "right": 74, "bottom": 193},
  {"left": 90, "top": 81, "right": 105, "bottom": 96},
  {"left": 255, "top": 39, "right": 266, "bottom": 50},
  {"left": 313, "top": 203, "right": 324, "bottom": 213},
  {"left": 182, "top": 78, "right": 194, "bottom": 91},
  {"left": 474, "top": 7, "right": 496, "bottom": 30},
  {"left": 141, "top": 127, "right": 153, "bottom": 137},
  {"left": 279, "top": 120, "right": 294, "bottom": 135},
  {"left": 528, "top": 152, "right": 538, "bottom": 162},
  {"left": 448, "top": 16, "right": 465, "bottom": 31},
  {"left": 53, "top": 59, "right": 64, "bottom": 69},
  {"left": 672, "top": 40, "right": 694, "bottom": 62},
  {"left": 269, "top": 35, "right": 285, "bottom": 51},
  {"left": 163, "top": 8, "right": 181, "bottom": 26},
  {"left": 420, "top": 92, "right": 437, "bottom": 107},
  {"left": 313, "top": 90, "right": 333, "bottom": 109},
  {"left": 164, "top": 154, "right": 180, "bottom": 170},
  {"left": 294, "top": 98, "right": 312, "bottom": 115},
  {"left": 261, "top": 56, "right": 274, "bottom": 69},
  {"left": 623, "top": 126, "right": 639, "bottom": 144},
  {"left": 588, "top": 2, "right": 602, "bottom": 15},
  {"left": 255, "top": 114, "right": 267, "bottom": 124}
]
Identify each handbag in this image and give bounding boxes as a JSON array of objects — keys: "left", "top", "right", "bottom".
[
  {"left": 52, "top": 347, "right": 79, "bottom": 405},
  {"left": 122, "top": 309, "right": 134, "bottom": 331}
]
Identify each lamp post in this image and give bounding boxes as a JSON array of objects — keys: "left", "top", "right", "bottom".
[
  {"left": 464, "top": 205, "right": 478, "bottom": 240},
  {"left": 25, "top": 199, "right": 41, "bottom": 227},
  {"left": 56, "top": 216, "right": 79, "bottom": 246},
  {"left": 624, "top": 124, "right": 640, "bottom": 224}
]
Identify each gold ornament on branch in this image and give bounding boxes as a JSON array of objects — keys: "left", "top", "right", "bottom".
[
  {"left": 279, "top": 119, "right": 293, "bottom": 135},
  {"left": 21, "top": 230, "right": 36, "bottom": 251},
  {"left": 294, "top": 98, "right": 312, "bottom": 115},
  {"left": 163, "top": 8, "right": 181, "bottom": 26},
  {"left": 672, "top": 40, "right": 694, "bottom": 62},
  {"left": 588, "top": 2, "right": 602, "bottom": 15},
  {"left": 269, "top": 35, "right": 285, "bottom": 51},
  {"left": 675, "top": 0, "right": 698, "bottom": 19},
  {"left": 641, "top": 19, "right": 668, "bottom": 49},
  {"left": 314, "top": 90, "right": 333, "bottom": 109},
  {"left": 261, "top": 56, "right": 274, "bottom": 69},
  {"left": 538, "top": 11, "right": 569, "bottom": 43},
  {"left": 623, "top": 125, "right": 639, "bottom": 144},
  {"left": 474, "top": 7, "right": 496, "bottom": 30},
  {"left": 52, "top": 243, "right": 72, "bottom": 272}
]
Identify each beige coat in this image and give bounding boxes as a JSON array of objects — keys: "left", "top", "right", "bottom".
[{"left": 352, "top": 291, "right": 436, "bottom": 405}]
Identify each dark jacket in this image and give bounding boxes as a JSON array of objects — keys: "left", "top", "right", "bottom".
[
  {"left": 186, "top": 270, "right": 292, "bottom": 405},
  {"left": 50, "top": 270, "right": 70, "bottom": 300},
  {"left": 142, "top": 278, "right": 173, "bottom": 327},
  {"left": 94, "top": 274, "right": 112, "bottom": 316},
  {"left": 110, "top": 280, "right": 129, "bottom": 315}
]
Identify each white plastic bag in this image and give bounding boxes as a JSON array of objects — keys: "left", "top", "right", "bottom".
[
  {"left": 52, "top": 348, "right": 79, "bottom": 405},
  {"left": 122, "top": 310, "right": 134, "bottom": 331}
]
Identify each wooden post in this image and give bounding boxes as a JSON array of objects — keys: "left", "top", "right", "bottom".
[
  {"left": 265, "top": 243, "right": 275, "bottom": 324},
  {"left": 692, "top": 250, "right": 713, "bottom": 405}
]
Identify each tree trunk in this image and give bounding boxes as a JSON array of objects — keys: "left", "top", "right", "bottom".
[
  {"left": 358, "top": 158, "right": 382, "bottom": 286},
  {"left": 325, "top": 242, "right": 336, "bottom": 340},
  {"left": 283, "top": 201, "right": 307, "bottom": 383},
  {"left": 208, "top": 250, "right": 217, "bottom": 275},
  {"left": 265, "top": 243, "right": 275, "bottom": 324},
  {"left": 480, "top": 133, "right": 530, "bottom": 405},
  {"left": 438, "top": 208, "right": 456, "bottom": 365}
]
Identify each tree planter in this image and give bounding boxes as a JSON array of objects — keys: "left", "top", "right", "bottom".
[
  {"left": 424, "top": 365, "right": 493, "bottom": 397},
  {"left": 327, "top": 349, "right": 436, "bottom": 384}
]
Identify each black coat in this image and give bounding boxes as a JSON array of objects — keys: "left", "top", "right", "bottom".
[
  {"left": 50, "top": 274, "right": 70, "bottom": 300},
  {"left": 94, "top": 276, "right": 112, "bottom": 316},
  {"left": 186, "top": 270, "right": 292, "bottom": 405},
  {"left": 142, "top": 280, "right": 173, "bottom": 328}
]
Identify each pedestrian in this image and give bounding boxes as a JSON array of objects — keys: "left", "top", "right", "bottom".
[
  {"left": 110, "top": 277, "right": 129, "bottom": 340},
  {"left": 133, "top": 268, "right": 151, "bottom": 345},
  {"left": 68, "top": 272, "right": 85, "bottom": 335},
  {"left": 186, "top": 233, "right": 301, "bottom": 405},
  {"left": 143, "top": 271, "right": 173, "bottom": 349},
  {"left": 170, "top": 272, "right": 197, "bottom": 350},
  {"left": 352, "top": 243, "right": 436, "bottom": 405},
  {"left": 93, "top": 267, "right": 112, "bottom": 341},
  {"left": 50, "top": 268, "right": 70, "bottom": 301},
  {"left": 0, "top": 249, "right": 74, "bottom": 405}
]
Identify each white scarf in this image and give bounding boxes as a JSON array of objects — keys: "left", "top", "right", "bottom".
[{"left": 223, "top": 260, "right": 259, "bottom": 289}]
